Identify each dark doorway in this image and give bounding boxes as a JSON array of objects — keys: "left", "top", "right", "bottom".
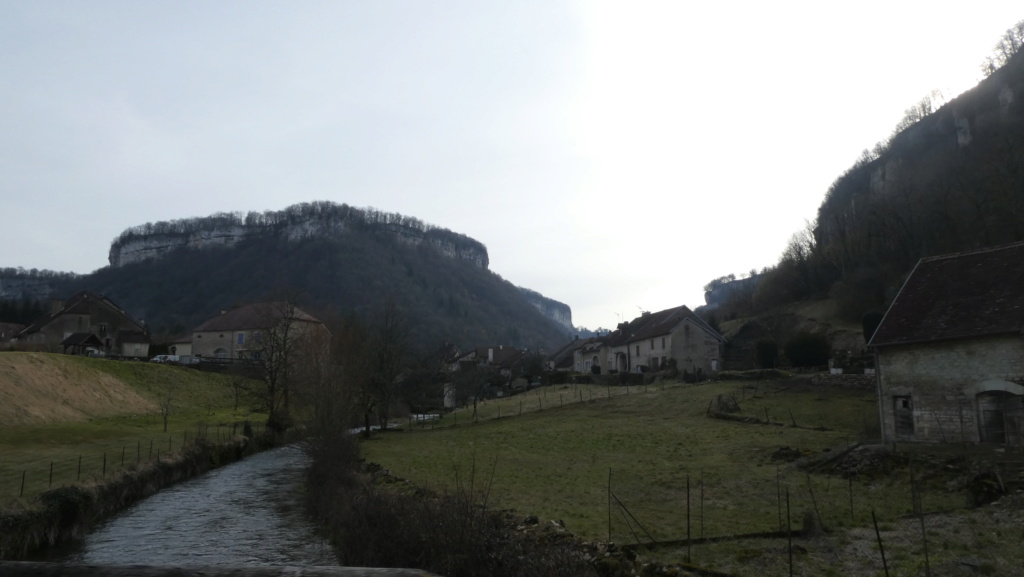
[
  {"left": 893, "top": 396, "right": 914, "bottom": 437},
  {"left": 978, "top": 391, "right": 1023, "bottom": 445}
]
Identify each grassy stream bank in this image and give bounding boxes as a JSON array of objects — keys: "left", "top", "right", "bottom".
[{"left": 0, "top": 353, "right": 277, "bottom": 560}]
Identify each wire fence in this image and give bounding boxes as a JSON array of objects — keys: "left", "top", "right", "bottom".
[
  {"left": 1, "top": 421, "right": 263, "bottom": 503},
  {"left": 608, "top": 455, "right": 1010, "bottom": 577}
]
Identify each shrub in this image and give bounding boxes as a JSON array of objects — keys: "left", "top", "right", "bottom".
[{"left": 305, "top": 457, "right": 597, "bottom": 577}]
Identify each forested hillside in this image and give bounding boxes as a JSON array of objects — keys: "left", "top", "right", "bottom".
[
  {"left": 714, "top": 24, "right": 1024, "bottom": 325},
  {"left": 74, "top": 231, "right": 568, "bottom": 355},
  {"left": 1, "top": 203, "right": 571, "bottom": 356}
]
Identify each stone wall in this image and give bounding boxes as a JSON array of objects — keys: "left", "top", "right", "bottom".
[
  {"left": 876, "top": 335, "right": 1024, "bottom": 443},
  {"left": 809, "top": 373, "right": 876, "bottom": 390}
]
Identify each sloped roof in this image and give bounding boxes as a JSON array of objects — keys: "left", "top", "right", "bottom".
[
  {"left": 869, "top": 242, "right": 1024, "bottom": 348},
  {"left": 0, "top": 322, "right": 24, "bottom": 340},
  {"left": 607, "top": 305, "right": 725, "bottom": 345},
  {"left": 550, "top": 336, "right": 603, "bottom": 366},
  {"left": 61, "top": 333, "right": 102, "bottom": 346},
  {"left": 17, "top": 291, "right": 145, "bottom": 337},
  {"left": 193, "top": 302, "right": 321, "bottom": 332},
  {"left": 456, "top": 345, "right": 526, "bottom": 368}
]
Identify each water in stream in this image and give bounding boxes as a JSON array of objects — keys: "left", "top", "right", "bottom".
[{"left": 47, "top": 445, "right": 336, "bottom": 566}]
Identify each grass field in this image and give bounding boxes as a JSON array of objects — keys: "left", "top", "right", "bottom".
[
  {"left": 361, "top": 378, "right": 1024, "bottom": 575},
  {"left": 363, "top": 378, "right": 890, "bottom": 539},
  {"left": 0, "top": 352, "right": 262, "bottom": 505}
]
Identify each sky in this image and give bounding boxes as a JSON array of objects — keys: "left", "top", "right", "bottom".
[{"left": 1, "top": 2, "right": 1021, "bottom": 330}]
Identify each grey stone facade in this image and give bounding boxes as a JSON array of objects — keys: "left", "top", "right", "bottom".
[{"left": 876, "top": 335, "right": 1024, "bottom": 444}]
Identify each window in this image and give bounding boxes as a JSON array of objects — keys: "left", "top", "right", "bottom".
[
  {"left": 661, "top": 337, "right": 665, "bottom": 349},
  {"left": 237, "top": 333, "right": 245, "bottom": 345},
  {"left": 98, "top": 323, "right": 108, "bottom": 336},
  {"left": 650, "top": 339, "right": 654, "bottom": 349},
  {"left": 635, "top": 345, "right": 639, "bottom": 356}
]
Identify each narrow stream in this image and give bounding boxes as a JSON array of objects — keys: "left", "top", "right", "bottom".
[{"left": 46, "top": 445, "right": 336, "bottom": 566}]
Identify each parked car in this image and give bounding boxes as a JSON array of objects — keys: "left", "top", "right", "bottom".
[{"left": 150, "top": 355, "right": 180, "bottom": 363}]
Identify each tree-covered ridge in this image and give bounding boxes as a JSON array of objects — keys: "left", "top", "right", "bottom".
[
  {"left": 110, "top": 201, "right": 489, "bottom": 268},
  {"left": 705, "top": 21, "right": 1024, "bottom": 324}
]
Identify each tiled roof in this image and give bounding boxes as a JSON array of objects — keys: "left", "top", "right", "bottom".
[
  {"left": 193, "top": 302, "right": 321, "bottom": 332},
  {"left": 869, "top": 242, "right": 1024, "bottom": 347}
]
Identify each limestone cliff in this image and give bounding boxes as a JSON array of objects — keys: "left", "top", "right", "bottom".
[
  {"left": 108, "top": 202, "right": 490, "bottom": 270},
  {"left": 518, "top": 287, "right": 573, "bottom": 332}
]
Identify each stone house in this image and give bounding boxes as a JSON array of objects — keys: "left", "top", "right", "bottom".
[
  {"left": 190, "top": 302, "right": 325, "bottom": 360},
  {"left": 573, "top": 337, "right": 607, "bottom": 373},
  {"left": 14, "top": 291, "right": 150, "bottom": 358},
  {"left": 548, "top": 337, "right": 588, "bottom": 372},
  {"left": 602, "top": 306, "right": 725, "bottom": 375},
  {"left": 444, "top": 345, "right": 528, "bottom": 407},
  {"left": 450, "top": 345, "right": 527, "bottom": 378},
  {"left": 167, "top": 335, "right": 193, "bottom": 359},
  {"left": 869, "top": 242, "right": 1024, "bottom": 445}
]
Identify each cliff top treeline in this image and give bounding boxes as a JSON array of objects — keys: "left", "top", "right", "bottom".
[{"left": 111, "top": 201, "right": 489, "bottom": 268}]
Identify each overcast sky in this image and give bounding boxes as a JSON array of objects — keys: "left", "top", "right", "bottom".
[{"left": 1, "top": 2, "right": 1020, "bottom": 330}]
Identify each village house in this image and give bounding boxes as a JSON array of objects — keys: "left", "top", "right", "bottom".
[
  {"left": 14, "top": 291, "right": 150, "bottom": 358},
  {"left": 600, "top": 306, "right": 725, "bottom": 375},
  {"left": 869, "top": 242, "right": 1024, "bottom": 446},
  {"left": 547, "top": 336, "right": 592, "bottom": 372},
  {"left": 572, "top": 336, "right": 607, "bottom": 373},
  {"left": 444, "top": 345, "right": 528, "bottom": 407},
  {"left": 450, "top": 345, "right": 527, "bottom": 378},
  {"left": 190, "top": 302, "right": 325, "bottom": 360}
]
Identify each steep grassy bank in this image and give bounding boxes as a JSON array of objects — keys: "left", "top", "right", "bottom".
[
  {"left": 0, "top": 352, "right": 258, "bottom": 504},
  {"left": 0, "top": 352, "right": 287, "bottom": 559}
]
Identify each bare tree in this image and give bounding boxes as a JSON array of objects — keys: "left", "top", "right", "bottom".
[
  {"left": 244, "top": 300, "right": 323, "bottom": 432},
  {"left": 453, "top": 364, "right": 498, "bottom": 420},
  {"left": 158, "top": 383, "right": 174, "bottom": 432},
  {"left": 982, "top": 19, "right": 1024, "bottom": 75},
  {"left": 370, "top": 297, "right": 408, "bottom": 432}
]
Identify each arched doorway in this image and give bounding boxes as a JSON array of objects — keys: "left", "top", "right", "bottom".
[{"left": 968, "top": 381, "right": 1024, "bottom": 445}]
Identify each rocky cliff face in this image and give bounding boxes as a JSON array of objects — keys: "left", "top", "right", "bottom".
[
  {"left": 108, "top": 203, "right": 489, "bottom": 270},
  {"left": 518, "top": 287, "right": 573, "bottom": 332},
  {"left": 0, "top": 276, "right": 55, "bottom": 301}
]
